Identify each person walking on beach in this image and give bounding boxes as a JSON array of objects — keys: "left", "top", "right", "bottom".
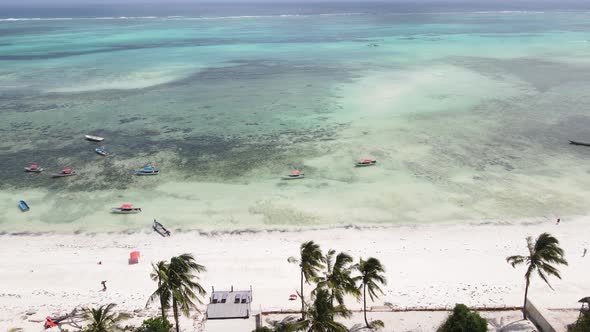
[
  {"left": 101, "top": 280, "right": 107, "bottom": 291},
  {"left": 556, "top": 218, "right": 560, "bottom": 225},
  {"left": 583, "top": 248, "right": 587, "bottom": 258}
]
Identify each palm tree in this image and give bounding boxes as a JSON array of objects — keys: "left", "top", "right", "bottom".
[
  {"left": 290, "top": 287, "right": 350, "bottom": 332},
  {"left": 506, "top": 232, "right": 568, "bottom": 319},
  {"left": 315, "top": 250, "right": 360, "bottom": 310},
  {"left": 288, "top": 241, "right": 325, "bottom": 320},
  {"left": 147, "top": 260, "right": 171, "bottom": 321},
  {"left": 82, "top": 303, "right": 128, "bottom": 332},
  {"left": 355, "top": 257, "right": 387, "bottom": 328},
  {"left": 266, "top": 315, "right": 300, "bottom": 332},
  {"left": 167, "top": 253, "right": 207, "bottom": 332}
]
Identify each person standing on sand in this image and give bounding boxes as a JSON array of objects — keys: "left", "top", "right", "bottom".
[
  {"left": 583, "top": 248, "right": 587, "bottom": 258},
  {"left": 556, "top": 218, "right": 560, "bottom": 225},
  {"left": 101, "top": 280, "right": 107, "bottom": 291}
]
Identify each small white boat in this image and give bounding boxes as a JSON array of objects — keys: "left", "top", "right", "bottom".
[
  {"left": 111, "top": 204, "right": 142, "bottom": 214},
  {"left": 282, "top": 169, "right": 305, "bottom": 180},
  {"left": 85, "top": 134, "right": 104, "bottom": 142},
  {"left": 355, "top": 158, "right": 377, "bottom": 167},
  {"left": 24, "top": 164, "right": 44, "bottom": 173}
]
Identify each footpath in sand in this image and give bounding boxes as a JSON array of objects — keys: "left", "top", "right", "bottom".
[{"left": 0, "top": 218, "right": 588, "bottom": 331}]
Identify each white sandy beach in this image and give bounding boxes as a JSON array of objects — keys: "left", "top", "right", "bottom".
[{"left": 0, "top": 217, "right": 588, "bottom": 331}]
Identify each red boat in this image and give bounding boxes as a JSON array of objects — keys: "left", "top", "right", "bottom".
[{"left": 355, "top": 158, "right": 377, "bottom": 167}]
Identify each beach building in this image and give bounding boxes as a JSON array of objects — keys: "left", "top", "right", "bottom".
[{"left": 206, "top": 286, "right": 252, "bottom": 319}]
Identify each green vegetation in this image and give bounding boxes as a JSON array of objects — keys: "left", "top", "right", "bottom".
[
  {"left": 147, "top": 253, "right": 207, "bottom": 332},
  {"left": 136, "top": 317, "right": 173, "bottom": 332},
  {"left": 81, "top": 303, "right": 129, "bottom": 332},
  {"left": 437, "top": 304, "right": 487, "bottom": 332},
  {"left": 355, "top": 257, "right": 387, "bottom": 329},
  {"left": 506, "top": 233, "right": 568, "bottom": 319},
  {"left": 568, "top": 312, "right": 590, "bottom": 332},
  {"left": 289, "top": 287, "right": 351, "bottom": 332},
  {"left": 288, "top": 241, "right": 325, "bottom": 320},
  {"left": 315, "top": 250, "right": 360, "bottom": 310}
]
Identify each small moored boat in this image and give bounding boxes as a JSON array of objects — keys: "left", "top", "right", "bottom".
[
  {"left": 95, "top": 147, "right": 109, "bottom": 156},
  {"left": 85, "top": 134, "right": 104, "bottom": 142},
  {"left": 18, "top": 200, "right": 30, "bottom": 212},
  {"left": 282, "top": 169, "right": 305, "bottom": 180},
  {"left": 569, "top": 140, "right": 590, "bottom": 147},
  {"left": 153, "top": 219, "right": 171, "bottom": 237},
  {"left": 24, "top": 164, "right": 44, "bottom": 173},
  {"left": 111, "top": 204, "right": 142, "bottom": 214},
  {"left": 355, "top": 158, "right": 377, "bottom": 167},
  {"left": 135, "top": 166, "right": 159, "bottom": 176},
  {"left": 52, "top": 168, "right": 78, "bottom": 178}
]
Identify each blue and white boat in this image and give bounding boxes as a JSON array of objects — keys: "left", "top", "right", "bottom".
[
  {"left": 18, "top": 200, "right": 30, "bottom": 212},
  {"left": 135, "top": 166, "right": 159, "bottom": 176},
  {"left": 95, "top": 147, "right": 109, "bottom": 156}
]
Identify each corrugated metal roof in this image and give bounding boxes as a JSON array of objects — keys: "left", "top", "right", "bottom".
[{"left": 207, "top": 290, "right": 252, "bottom": 319}]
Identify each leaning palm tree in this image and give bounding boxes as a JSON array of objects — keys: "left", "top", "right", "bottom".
[
  {"left": 147, "top": 260, "right": 172, "bottom": 321},
  {"left": 289, "top": 287, "right": 350, "bottom": 332},
  {"left": 167, "top": 253, "right": 207, "bottom": 332},
  {"left": 506, "top": 232, "right": 568, "bottom": 319},
  {"left": 82, "top": 303, "right": 128, "bottom": 332},
  {"left": 288, "top": 241, "right": 325, "bottom": 320},
  {"left": 355, "top": 257, "right": 387, "bottom": 328},
  {"left": 315, "top": 249, "right": 360, "bottom": 310}
]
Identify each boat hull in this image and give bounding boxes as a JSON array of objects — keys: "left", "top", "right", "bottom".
[
  {"left": 25, "top": 168, "right": 44, "bottom": 173},
  {"left": 85, "top": 135, "right": 104, "bottom": 142},
  {"left": 282, "top": 175, "right": 305, "bottom": 180},
  {"left": 111, "top": 208, "right": 142, "bottom": 214},
  {"left": 135, "top": 171, "right": 159, "bottom": 176},
  {"left": 569, "top": 140, "right": 590, "bottom": 147},
  {"left": 52, "top": 172, "right": 78, "bottom": 178}
]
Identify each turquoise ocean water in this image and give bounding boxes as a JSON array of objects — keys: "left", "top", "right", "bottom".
[{"left": 2, "top": 2, "right": 590, "bottom": 231}]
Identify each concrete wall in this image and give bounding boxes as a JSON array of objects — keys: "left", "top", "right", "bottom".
[{"left": 525, "top": 300, "right": 557, "bottom": 332}]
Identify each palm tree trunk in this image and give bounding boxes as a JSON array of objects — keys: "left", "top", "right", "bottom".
[
  {"left": 173, "top": 297, "right": 180, "bottom": 332},
  {"left": 523, "top": 278, "right": 530, "bottom": 320},
  {"left": 158, "top": 280, "right": 166, "bottom": 321},
  {"left": 364, "top": 283, "right": 369, "bottom": 328},
  {"left": 300, "top": 269, "right": 305, "bottom": 320}
]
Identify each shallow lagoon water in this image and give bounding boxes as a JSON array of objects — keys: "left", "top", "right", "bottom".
[{"left": 1, "top": 5, "right": 590, "bottom": 231}]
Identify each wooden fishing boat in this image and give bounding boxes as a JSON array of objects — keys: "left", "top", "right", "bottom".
[
  {"left": 153, "top": 219, "right": 171, "bottom": 237},
  {"left": 85, "top": 134, "right": 104, "bottom": 142},
  {"left": 52, "top": 168, "right": 77, "bottom": 178},
  {"left": 569, "top": 140, "right": 590, "bottom": 147},
  {"left": 24, "top": 164, "right": 44, "bottom": 173},
  {"left": 18, "top": 200, "right": 30, "bottom": 212},
  {"left": 355, "top": 158, "right": 377, "bottom": 167},
  {"left": 95, "top": 147, "right": 109, "bottom": 156},
  {"left": 282, "top": 169, "right": 305, "bottom": 180},
  {"left": 111, "top": 204, "right": 142, "bottom": 214},
  {"left": 135, "top": 166, "right": 159, "bottom": 176}
]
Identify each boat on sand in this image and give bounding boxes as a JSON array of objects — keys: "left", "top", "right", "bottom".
[
  {"left": 24, "top": 164, "right": 44, "bottom": 173},
  {"left": 52, "top": 168, "right": 77, "bottom": 178},
  {"left": 282, "top": 169, "right": 305, "bottom": 180},
  {"left": 18, "top": 200, "right": 30, "bottom": 212},
  {"left": 153, "top": 219, "right": 171, "bottom": 237},
  {"left": 111, "top": 204, "right": 142, "bottom": 214},
  {"left": 355, "top": 158, "right": 377, "bottom": 167},
  {"left": 85, "top": 135, "right": 104, "bottom": 142}
]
